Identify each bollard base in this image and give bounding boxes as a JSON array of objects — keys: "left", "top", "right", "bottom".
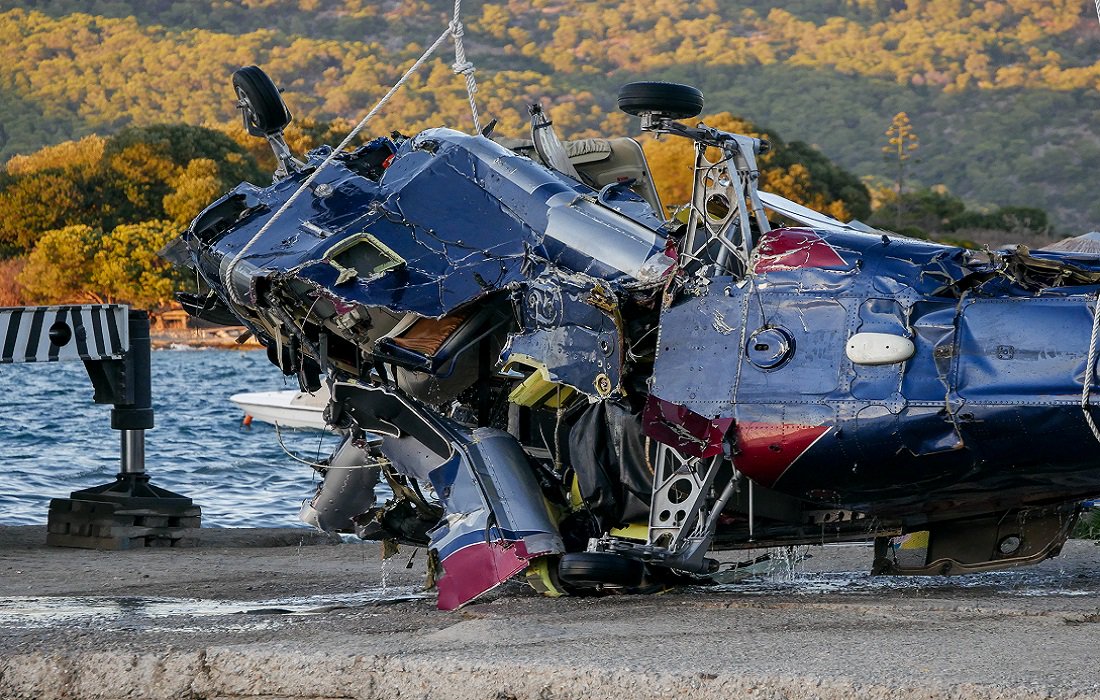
[{"left": 46, "top": 474, "right": 201, "bottom": 550}]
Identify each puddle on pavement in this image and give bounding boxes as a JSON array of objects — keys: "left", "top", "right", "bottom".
[
  {"left": 710, "top": 546, "right": 1094, "bottom": 598},
  {"left": 6, "top": 546, "right": 1092, "bottom": 629},
  {"left": 712, "top": 570, "right": 1095, "bottom": 597},
  {"left": 0, "top": 586, "right": 431, "bottom": 630}
]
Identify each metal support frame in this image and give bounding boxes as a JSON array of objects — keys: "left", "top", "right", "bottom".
[
  {"left": 592, "top": 444, "right": 739, "bottom": 575},
  {"left": 0, "top": 305, "right": 200, "bottom": 549},
  {"left": 586, "top": 111, "right": 775, "bottom": 575},
  {"left": 639, "top": 114, "right": 772, "bottom": 276},
  {"left": 648, "top": 447, "right": 722, "bottom": 549}
]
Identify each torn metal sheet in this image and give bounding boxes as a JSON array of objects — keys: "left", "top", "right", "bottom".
[
  {"left": 332, "top": 382, "right": 563, "bottom": 609},
  {"left": 503, "top": 270, "right": 624, "bottom": 399},
  {"left": 175, "top": 70, "right": 1100, "bottom": 605},
  {"left": 426, "top": 429, "right": 564, "bottom": 610}
]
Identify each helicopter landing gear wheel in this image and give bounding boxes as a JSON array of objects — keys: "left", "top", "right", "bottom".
[
  {"left": 557, "top": 551, "right": 646, "bottom": 590},
  {"left": 232, "top": 65, "right": 292, "bottom": 137},
  {"left": 617, "top": 81, "right": 704, "bottom": 120}
]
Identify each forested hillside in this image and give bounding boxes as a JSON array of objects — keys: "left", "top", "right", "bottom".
[{"left": 1, "top": 0, "right": 1099, "bottom": 229}]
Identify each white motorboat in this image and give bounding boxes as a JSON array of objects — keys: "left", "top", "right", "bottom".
[{"left": 229, "top": 386, "right": 330, "bottom": 430}]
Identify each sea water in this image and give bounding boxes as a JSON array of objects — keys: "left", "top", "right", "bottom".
[{"left": 0, "top": 349, "right": 341, "bottom": 527}]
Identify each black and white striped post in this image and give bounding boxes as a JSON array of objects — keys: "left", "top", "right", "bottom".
[
  {"left": 1, "top": 304, "right": 129, "bottom": 363},
  {"left": 0, "top": 305, "right": 200, "bottom": 549}
]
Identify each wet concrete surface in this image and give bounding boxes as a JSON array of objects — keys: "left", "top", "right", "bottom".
[{"left": 2, "top": 525, "right": 1100, "bottom": 699}]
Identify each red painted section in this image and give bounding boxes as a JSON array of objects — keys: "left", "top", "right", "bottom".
[
  {"left": 734, "top": 422, "right": 831, "bottom": 487},
  {"left": 436, "top": 540, "right": 531, "bottom": 610},
  {"left": 753, "top": 229, "right": 847, "bottom": 273},
  {"left": 643, "top": 395, "right": 734, "bottom": 459}
]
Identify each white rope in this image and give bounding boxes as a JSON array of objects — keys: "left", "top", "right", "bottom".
[
  {"left": 224, "top": 0, "right": 482, "bottom": 306},
  {"left": 1082, "top": 293, "right": 1100, "bottom": 444},
  {"left": 450, "top": 0, "right": 482, "bottom": 133},
  {"left": 1095, "top": 0, "right": 1100, "bottom": 25}
]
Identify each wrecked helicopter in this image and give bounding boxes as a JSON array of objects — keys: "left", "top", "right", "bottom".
[{"left": 166, "top": 65, "right": 1100, "bottom": 609}]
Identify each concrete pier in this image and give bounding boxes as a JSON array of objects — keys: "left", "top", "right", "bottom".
[{"left": 2, "top": 526, "right": 1099, "bottom": 699}]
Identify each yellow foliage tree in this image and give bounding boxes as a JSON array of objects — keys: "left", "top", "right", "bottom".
[
  {"left": 18, "top": 225, "right": 106, "bottom": 304},
  {"left": 163, "top": 158, "right": 223, "bottom": 225},
  {"left": 5, "top": 135, "right": 105, "bottom": 176},
  {"left": 17, "top": 220, "right": 182, "bottom": 308},
  {"left": 883, "top": 111, "right": 920, "bottom": 228},
  {"left": 92, "top": 220, "right": 182, "bottom": 309}
]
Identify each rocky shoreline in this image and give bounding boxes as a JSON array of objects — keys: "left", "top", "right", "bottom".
[{"left": 150, "top": 326, "right": 262, "bottom": 350}]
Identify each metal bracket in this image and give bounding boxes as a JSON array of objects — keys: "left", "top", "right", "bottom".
[
  {"left": 649, "top": 446, "right": 721, "bottom": 549},
  {"left": 266, "top": 131, "right": 305, "bottom": 181}
]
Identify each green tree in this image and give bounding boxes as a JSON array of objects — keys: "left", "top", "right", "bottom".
[
  {"left": 865, "top": 184, "right": 1055, "bottom": 247},
  {"left": 869, "top": 186, "right": 965, "bottom": 236},
  {"left": 947, "top": 205, "right": 1051, "bottom": 236}
]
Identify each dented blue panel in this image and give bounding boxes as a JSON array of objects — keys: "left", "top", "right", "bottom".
[
  {"left": 649, "top": 277, "right": 744, "bottom": 417},
  {"left": 954, "top": 297, "right": 1096, "bottom": 404},
  {"left": 901, "top": 301, "right": 956, "bottom": 403},
  {"left": 850, "top": 298, "right": 909, "bottom": 401},
  {"left": 503, "top": 270, "right": 622, "bottom": 396},
  {"left": 189, "top": 128, "right": 666, "bottom": 319},
  {"left": 737, "top": 293, "right": 847, "bottom": 400}
]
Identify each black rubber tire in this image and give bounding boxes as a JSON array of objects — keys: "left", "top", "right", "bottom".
[
  {"left": 232, "top": 65, "right": 292, "bottom": 136},
  {"left": 617, "top": 81, "right": 704, "bottom": 119},
  {"left": 557, "top": 552, "right": 646, "bottom": 589}
]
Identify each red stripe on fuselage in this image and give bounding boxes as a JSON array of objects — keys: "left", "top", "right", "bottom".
[
  {"left": 436, "top": 539, "right": 531, "bottom": 610},
  {"left": 753, "top": 229, "right": 846, "bottom": 273},
  {"left": 734, "top": 422, "right": 831, "bottom": 488}
]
